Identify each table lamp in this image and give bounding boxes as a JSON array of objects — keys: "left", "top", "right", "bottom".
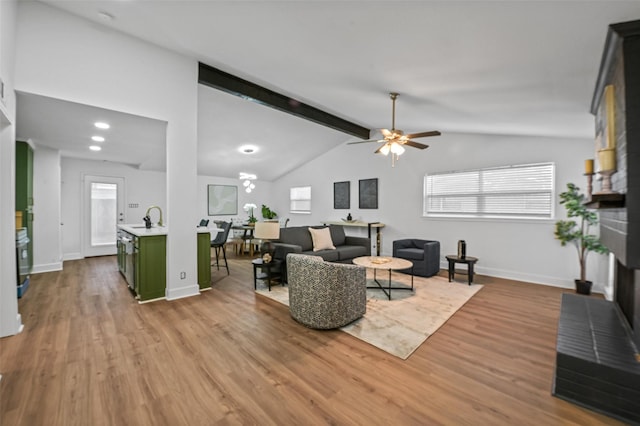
[{"left": 254, "top": 221, "right": 280, "bottom": 262}]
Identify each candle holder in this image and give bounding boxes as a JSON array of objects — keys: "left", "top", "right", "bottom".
[
  {"left": 584, "top": 172, "right": 595, "bottom": 199},
  {"left": 596, "top": 169, "right": 618, "bottom": 195}
]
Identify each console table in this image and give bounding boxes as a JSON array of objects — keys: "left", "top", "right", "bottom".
[{"left": 323, "top": 221, "right": 385, "bottom": 256}]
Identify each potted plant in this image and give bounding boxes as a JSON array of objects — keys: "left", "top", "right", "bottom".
[
  {"left": 243, "top": 203, "right": 258, "bottom": 225},
  {"left": 261, "top": 204, "right": 277, "bottom": 221},
  {"left": 554, "top": 183, "right": 609, "bottom": 295}
]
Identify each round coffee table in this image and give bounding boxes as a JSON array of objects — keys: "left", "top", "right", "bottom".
[{"left": 352, "top": 256, "right": 414, "bottom": 300}]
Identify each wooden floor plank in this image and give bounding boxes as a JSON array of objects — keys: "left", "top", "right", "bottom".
[{"left": 0, "top": 254, "right": 624, "bottom": 425}]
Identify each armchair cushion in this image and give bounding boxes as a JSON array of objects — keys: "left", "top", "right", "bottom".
[{"left": 394, "top": 247, "right": 426, "bottom": 261}]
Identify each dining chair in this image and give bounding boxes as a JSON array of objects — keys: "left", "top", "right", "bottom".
[{"left": 211, "top": 221, "right": 232, "bottom": 274}]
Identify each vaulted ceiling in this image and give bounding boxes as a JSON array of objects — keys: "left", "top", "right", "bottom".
[{"left": 16, "top": 1, "right": 640, "bottom": 181}]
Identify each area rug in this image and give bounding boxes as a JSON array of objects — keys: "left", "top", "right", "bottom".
[{"left": 255, "top": 273, "right": 483, "bottom": 360}]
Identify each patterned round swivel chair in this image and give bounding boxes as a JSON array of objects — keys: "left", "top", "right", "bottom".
[{"left": 286, "top": 253, "right": 366, "bottom": 329}]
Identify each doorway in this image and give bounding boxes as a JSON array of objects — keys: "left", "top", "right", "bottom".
[{"left": 83, "top": 175, "right": 125, "bottom": 257}]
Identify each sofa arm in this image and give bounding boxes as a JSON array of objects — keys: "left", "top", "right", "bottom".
[
  {"left": 345, "top": 236, "right": 371, "bottom": 255},
  {"left": 273, "top": 243, "right": 302, "bottom": 260}
]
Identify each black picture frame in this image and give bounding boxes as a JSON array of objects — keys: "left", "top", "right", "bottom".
[
  {"left": 334, "top": 181, "right": 350, "bottom": 209},
  {"left": 207, "top": 184, "right": 238, "bottom": 215},
  {"left": 359, "top": 178, "right": 378, "bottom": 209}
]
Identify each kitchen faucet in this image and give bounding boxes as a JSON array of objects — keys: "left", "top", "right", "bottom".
[{"left": 145, "top": 205, "right": 163, "bottom": 227}]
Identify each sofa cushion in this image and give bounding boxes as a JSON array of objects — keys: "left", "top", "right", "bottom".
[
  {"left": 308, "top": 227, "right": 336, "bottom": 251},
  {"left": 301, "top": 250, "right": 340, "bottom": 262},
  {"left": 336, "top": 245, "right": 368, "bottom": 261},
  {"left": 278, "top": 226, "right": 313, "bottom": 251},
  {"left": 329, "top": 225, "right": 346, "bottom": 246},
  {"left": 395, "top": 247, "right": 425, "bottom": 260}
]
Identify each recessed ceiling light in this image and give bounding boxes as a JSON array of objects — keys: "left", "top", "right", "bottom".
[
  {"left": 91, "top": 136, "right": 105, "bottom": 142},
  {"left": 239, "top": 145, "right": 258, "bottom": 154},
  {"left": 89, "top": 145, "right": 102, "bottom": 151},
  {"left": 94, "top": 122, "right": 110, "bottom": 129}
]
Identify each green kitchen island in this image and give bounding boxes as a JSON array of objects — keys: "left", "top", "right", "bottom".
[{"left": 117, "top": 224, "right": 214, "bottom": 302}]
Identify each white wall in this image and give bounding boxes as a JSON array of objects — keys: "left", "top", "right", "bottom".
[
  {"left": 272, "top": 131, "right": 610, "bottom": 292},
  {"left": 197, "top": 175, "right": 276, "bottom": 224},
  {"left": 57, "top": 159, "right": 277, "bottom": 260},
  {"left": 32, "top": 145, "right": 62, "bottom": 272},
  {"left": 16, "top": 2, "right": 200, "bottom": 300},
  {"left": 0, "top": 0, "right": 21, "bottom": 338},
  {"left": 60, "top": 157, "right": 166, "bottom": 260}
]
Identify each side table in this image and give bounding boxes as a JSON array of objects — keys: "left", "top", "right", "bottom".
[
  {"left": 445, "top": 255, "right": 479, "bottom": 285},
  {"left": 252, "top": 258, "right": 283, "bottom": 291}
]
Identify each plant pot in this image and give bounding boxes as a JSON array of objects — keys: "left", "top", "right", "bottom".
[{"left": 575, "top": 279, "right": 593, "bottom": 295}]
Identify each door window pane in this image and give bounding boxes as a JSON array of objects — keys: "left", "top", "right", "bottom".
[{"left": 91, "top": 182, "right": 117, "bottom": 246}]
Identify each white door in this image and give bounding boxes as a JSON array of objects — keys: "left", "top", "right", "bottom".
[{"left": 83, "top": 175, "right": 125, "bottom": 257}]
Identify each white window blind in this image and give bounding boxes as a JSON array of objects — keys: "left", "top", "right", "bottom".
[
  {"left": 424, "top": 163, "right": 554, "bottom": 219},
  {"left": 290, "top": 186, "right": 311, "bottom": 214}
]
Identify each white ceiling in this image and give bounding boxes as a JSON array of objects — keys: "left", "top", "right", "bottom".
[
  {"left": 16, "top": 92, "right": 167, "bottom": 170},
  {"left": 16, "top": 1, "right": 640, "bottom": 181}
]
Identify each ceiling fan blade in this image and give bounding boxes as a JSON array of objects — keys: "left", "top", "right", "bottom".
[
  {"left": 347, "top": 139, "right": 385, "bottom": 145},
  {"left": 404, "top": 140, "right": 429, "bottom": 149},
  {"left": 404, "top": 130, "right": 441, "bottom": 139}
]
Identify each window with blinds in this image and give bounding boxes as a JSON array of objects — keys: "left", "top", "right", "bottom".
[
  {"left": 290, "top": 186, "right": 311, "bottom": 214},
  {"left": 424, "top": 163, "right": 555, "bottom": 219}
]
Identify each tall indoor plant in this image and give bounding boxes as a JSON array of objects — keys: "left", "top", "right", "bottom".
[{"left": 554, "top": 183, "right": 609, "bottom": 294}]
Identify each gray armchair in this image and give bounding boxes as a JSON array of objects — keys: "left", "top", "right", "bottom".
[
  {"left": 287, "top": 253, "right": 366, "bottom": 329},
  {"left": 393, "top": 239, "right": 440, "bottom": 277}
]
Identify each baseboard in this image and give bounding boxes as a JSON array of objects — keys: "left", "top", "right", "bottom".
[
  {"left": 439, "top": 261, "right": 577, "bottom": 290},
  {"left": 31, "top": 262, "right": 63, "bottom": 274},
  {"left": 17, "top": 314, "right": 23, "bottom": 334},
  {"left": 165, "top": 283, "right": 200, "bottom": 301},
  {"left": 63, "top": 252, "right": 83, "bottom": 261}
]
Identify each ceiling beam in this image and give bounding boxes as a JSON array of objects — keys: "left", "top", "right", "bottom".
[{"left": 198, "top": 62, "right": 370, "bottom": 140}]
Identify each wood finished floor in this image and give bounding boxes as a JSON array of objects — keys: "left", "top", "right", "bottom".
[{"left": 0, "top": 254, "right": 623, "bottom": 425}]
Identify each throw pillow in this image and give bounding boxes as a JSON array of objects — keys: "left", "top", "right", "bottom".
[{"left": 308, "top": 227, "right": 335, "bottom": 251}]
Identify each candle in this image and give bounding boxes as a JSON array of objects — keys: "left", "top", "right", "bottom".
[{"left": 585, "top": 159, "right": 594, "bottom": 174}]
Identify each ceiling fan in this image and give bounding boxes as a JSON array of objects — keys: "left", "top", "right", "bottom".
[{"left": 349, "top": 92, "right": 440, "bottom": 165}]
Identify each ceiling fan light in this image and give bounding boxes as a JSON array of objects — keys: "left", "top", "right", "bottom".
[
  {"left": 243, "top": 180, "right": 250, "bottom": 187},
  {"left": 391, "top": 142, "right": 405, "bottom": 155},
  {"left": 379, "top": 143, "right": 391, "bottom": 156},
  {"left": 249, "top": 183, "right": 255, "bottom": 189},
  {"left": 246, "top": 187, "right": 252, "bottom": 193}
]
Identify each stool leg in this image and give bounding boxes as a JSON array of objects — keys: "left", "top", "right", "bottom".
[{"left": 468, "top": 262, "right": 474, "bottom": 285}]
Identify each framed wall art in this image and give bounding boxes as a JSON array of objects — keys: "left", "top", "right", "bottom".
[
  {"left": 208, "top": 184, "right": 238, "bottom": 215},
  {"left": 334, "top": 181, "right": 350, "bottom": 209},
  {"left": 359, "top": 178, "right": 378, "bottom": 209}
]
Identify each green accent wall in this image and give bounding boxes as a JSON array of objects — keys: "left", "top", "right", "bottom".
[{"left": 197, "top": 232, "right": 211, "bottom": 289}]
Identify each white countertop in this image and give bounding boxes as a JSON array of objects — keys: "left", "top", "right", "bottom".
[
  {"left": 118, "top": 224, "right": 221, "bottom": 237},
  {"left": 118, "top": 224, "right": 168, "bottom": 237}
]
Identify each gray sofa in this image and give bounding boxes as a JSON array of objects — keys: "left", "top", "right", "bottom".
[{"left": 273, "top": 225, "right": 370, "bottom": 282}]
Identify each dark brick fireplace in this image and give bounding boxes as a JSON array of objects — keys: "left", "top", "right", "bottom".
[{"left": 552, "top": 19, "right": 640, "bottom": 424}]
